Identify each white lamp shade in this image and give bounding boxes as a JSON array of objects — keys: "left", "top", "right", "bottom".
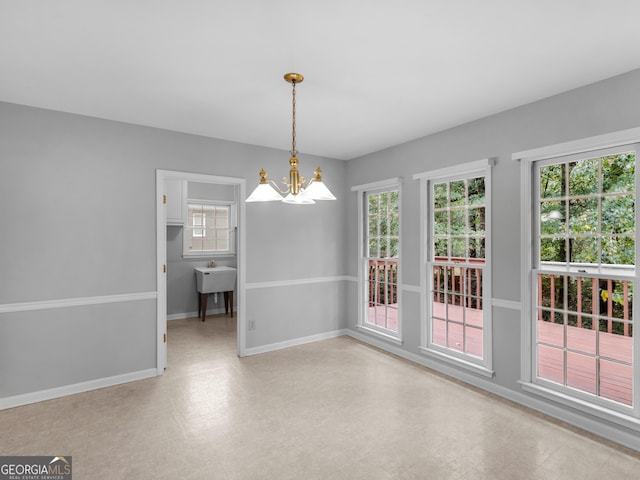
[
  {"left": 246, "top": 183, "right": 284, "bottom": 202},
  {"left": 304, "top": 180, "right": 336, "bottom": 200},
  {"left": 282, "top": 189, "right": 316, "bottom": 204}
]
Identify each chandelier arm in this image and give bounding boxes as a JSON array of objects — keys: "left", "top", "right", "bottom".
[
  {"left": 266, "top": 178, "right": 289, "bottom": 195},
  {"left": 306, "top": 167, "right": 322, "bottom": 186}
]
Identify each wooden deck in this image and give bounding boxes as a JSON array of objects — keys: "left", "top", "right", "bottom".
[
  {"left": 537, "top": 320, "right": 632, "bottom": 405},
  {"left": 367, "top": 301, "right": 633, "bottom": 406}
]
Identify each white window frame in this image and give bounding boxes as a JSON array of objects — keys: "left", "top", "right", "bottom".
[
  {"left": 351, "top": 177, "right": 403, "bottom": 345},
  {"left": 514, "top": 127, "right": 640, "bottom": 430},
  {"left": 192, "top": 212, "right": 205, "bottom": 238},
  {"left": 414, "top": 159, "right": 494, "bottom": 377},
  {"left": 183, "top": 199, "right": 237, "bottom": 258}
]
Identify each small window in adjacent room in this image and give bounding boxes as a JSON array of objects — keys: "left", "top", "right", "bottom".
[{"left": 183, "top": 201, "right": 236, "bottom": 257}]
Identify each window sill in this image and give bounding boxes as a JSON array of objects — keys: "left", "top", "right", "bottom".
[
  {"left": 519, "top": 381, "right": 640, "bottom": 432},
  {"left": 357, "top": 325, "right": 403, "bottom": 346},
  {"left": 419, "top": 346, "right": 494, "bottom": 378}
]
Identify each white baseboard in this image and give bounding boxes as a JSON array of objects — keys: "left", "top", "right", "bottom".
[
  {"left": 0, "top": 369, "right": 158, "bottom": 410},
  {"left": 244, "top": 329, "right": 349, "bottom": 356},
  {"left": 346, "top": 330, "right": 640, "bottom": 452}
]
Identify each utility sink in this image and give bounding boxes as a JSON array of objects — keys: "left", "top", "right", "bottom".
[{"left": 195, "top": 266, "right": 237, "bottom": 293}]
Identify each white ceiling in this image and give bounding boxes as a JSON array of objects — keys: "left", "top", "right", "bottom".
[{"left": 1, "top": 1, "right": 640, "bottom": 160}]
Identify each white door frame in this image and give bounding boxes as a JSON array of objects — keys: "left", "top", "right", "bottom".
[{"left": 156, "top": 169, "right": 247, "bottom": 373}]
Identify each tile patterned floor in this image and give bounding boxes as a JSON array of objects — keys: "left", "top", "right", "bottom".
[{"left": 1, "top": 315, "right": 639, "bottom": 479}]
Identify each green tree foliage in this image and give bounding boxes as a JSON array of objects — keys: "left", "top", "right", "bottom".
[
  {"left": 539, "top": 153, "right": 635, "bottom": 266},
  {"left": 433, "top": 177, "right": 485, "bottom": 260},
  {"left": 368, "top": 190, "right": 399, "bottom": 258}
]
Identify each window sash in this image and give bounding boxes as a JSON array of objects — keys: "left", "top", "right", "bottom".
[
  {"left": 532, "top": 269, "right": 634, "bottom": 412},
  {"left": 533, "top": 147, "right": 637, "bottom": 274}
]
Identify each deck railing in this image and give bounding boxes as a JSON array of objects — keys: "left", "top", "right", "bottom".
[
  {"left": 538, "top": 274, "right": 632, "bottom": 337},
  {"left": 368, "top": 259, "right": 398, "bottom": 306},
  {"left": 432, "top": 257, "right": 484, "bottom": 309},
  {"left": 368, "top": 257, "right": 484, "bottom": 308},
  {"left": 368, "top": 260, "right": 632, "bottom": 338}
]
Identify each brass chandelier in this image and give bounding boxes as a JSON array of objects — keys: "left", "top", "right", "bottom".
[{"left": 246, "top": 73, "right": 336, "bottom": 204}]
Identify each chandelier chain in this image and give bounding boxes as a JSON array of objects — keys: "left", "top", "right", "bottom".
[{"left": 291, "top": 80, "right": 297, "bottom": 156}]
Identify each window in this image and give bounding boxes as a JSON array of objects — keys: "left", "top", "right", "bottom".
[
  {"left": 534, "top": 148, "right": 636, "bottom": 409},
  {"left": 366, "top": 189, "right": 400, "bottom": 332},
  {"left": 183, "top": 201, "right": 236, "bottom": 257},
  {"left": 414, "top": 159, "right": 493, "bottom": 375},
  {"left": 431, "top": 177, "right": 486, "bottom": 357},
  {"left": 352, "top": 178, "right": 402, "bottom": 343},
  {"left": 516, "top": 128, "right": 640, "bottom": 425}
]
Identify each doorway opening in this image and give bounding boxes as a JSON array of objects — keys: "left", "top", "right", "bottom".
[{"left": 156, "top": 170, "right": 246, "bottom": 373}]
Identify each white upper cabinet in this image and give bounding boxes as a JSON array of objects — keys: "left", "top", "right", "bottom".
[{"left": 166, "top": 178, "right": 187, "bottom": 225}]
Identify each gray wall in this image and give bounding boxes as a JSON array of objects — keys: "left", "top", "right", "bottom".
[
  {"left": 0, "top": 103, "right": 347, "bottom": 400},
  {"left": 167, "top": 182, "right": 237, "bottom": 317},
  {"left": 344, "top": 68, "right": 640, "bottom": 446}
]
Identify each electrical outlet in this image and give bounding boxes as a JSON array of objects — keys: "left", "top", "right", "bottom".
[{"left": 248, "top": 320, "right": 256, "bottom": 331}]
